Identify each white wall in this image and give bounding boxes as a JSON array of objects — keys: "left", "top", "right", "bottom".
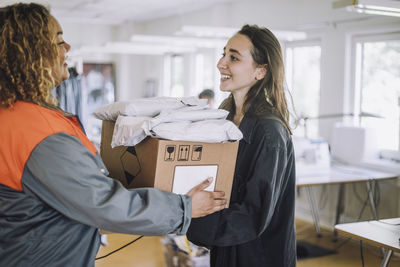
[{"left": 61, "top": 23, "right": 115, "bottom": 48}]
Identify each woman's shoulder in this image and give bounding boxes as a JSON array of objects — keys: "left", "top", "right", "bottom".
[
  {"left": 256, "top": 113, "right": 287, "bottom": 131},
  {"left": 252, "top": 116, "right": 291, "bottom": 147},
  {"left": 249, "top": 102, "right": 288, "bottom": 134}
]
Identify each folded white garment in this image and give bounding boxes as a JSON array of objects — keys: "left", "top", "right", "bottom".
[
  {"left": 98, "top": 96, "right": 242, "bottom": 147},
  {"left": 111, "top": 116, "right": 150, "bottom": 148},
  {"left": 93, "top": 96, "right": 208, "bottom": 121},
  {"left": 145, "top": 120, "right": 243, "bottom": 143},
  {"left": 145, "top": 108, "right": 229, "bottom": 130},
  {"left": 111, "top": 109, "right": 242, "bottom": 147}
]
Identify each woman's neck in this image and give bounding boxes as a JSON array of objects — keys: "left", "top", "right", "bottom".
[
  {"left": 233, "top": 113, "right": 243, "bottom": 126},
  {"left": 232, "top": 92, "right": 246, "bottom": 126}
]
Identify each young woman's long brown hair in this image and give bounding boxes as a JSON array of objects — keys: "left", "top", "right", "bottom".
[
  {"left": 220, "top": 24, "right": 292, "bottom": 135},
  {"left": 0, "top": 3, "right": 59, "bottom": 108}
]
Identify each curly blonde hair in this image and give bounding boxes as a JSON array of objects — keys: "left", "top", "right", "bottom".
[{"left": 0, "top": 3, "right": 59, "bottom": 108}]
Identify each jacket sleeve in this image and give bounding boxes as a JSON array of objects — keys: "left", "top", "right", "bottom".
[
  {"left": 187, "top": 134, "right": 289, "bottom": 246},
  {"left": 22, "top": 132, "right": 192, "bottom": 236}
]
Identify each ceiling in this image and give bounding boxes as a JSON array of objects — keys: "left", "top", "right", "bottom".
[
  {"left": 4, "top": 0, "right": 397, "bottom": 56},
  {"left": 1, "top": 0, "right": 238, "bottom": 25}
]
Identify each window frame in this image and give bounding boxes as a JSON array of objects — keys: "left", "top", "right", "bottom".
[
  {"left": 349, "top": 31, "right": 400, "bottom": 151},
  {"left": 284, "top": 38, "right": 322, "bottom": 138},
  {"left": 349, "top": 31, "right": 400, "bottom": 121},
  {"left": 284, "top": 38, "right": 322, "bottom": 88}
]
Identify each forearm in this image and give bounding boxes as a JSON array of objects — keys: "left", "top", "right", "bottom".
[{"left": 23, "top": 132, "right": 192, "bottom": 236}]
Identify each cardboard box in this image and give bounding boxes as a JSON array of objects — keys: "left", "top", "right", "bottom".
[{"left": 100, "top": 120, "right": 238, "bottom": 204}]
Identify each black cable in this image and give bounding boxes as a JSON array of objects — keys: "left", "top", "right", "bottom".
[
  {"left": 360, "top": 240, "right": 365, "bottom": 267},
  {"left": 334, "top": 191, "right": 370, "bottom": 251},
  {"left": 95, "top": 235, "right": 144, "bottom": 260},
  {"left": 318, "top": 185, "right": 328, "bottom": 210},
  {"left": 373, "top": 180, "right": 380, "bottom": 208},
  {"left": 367, "top": 180, "right": 380, "bottom": 218},
  {"left": 352, "top": 183, "right": 365, "bottom": 204},
  {"left": 334, "top": 237, "right": 351, "bottom": 251},
  {"left": 357, "top": 189, "right": 369, "bottom": 221},
  {"left": 335, "top": 180, "right": 383, "bottom": 253}
]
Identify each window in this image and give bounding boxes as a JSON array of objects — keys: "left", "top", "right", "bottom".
[
  {"left": 169, "top": 54, "right": 184, "bottom": 97},
  {"left": 164, "top": 50, "right": 220, "bottom": 103},
  {"left": 353, "top": 33, "right": 400, "bottom": 150},
  {"left": 194, "top": 51, "right": 216, "bottom": 95},
  {"left": 285, "top": 41, "right": 321, "bottom": 138}
]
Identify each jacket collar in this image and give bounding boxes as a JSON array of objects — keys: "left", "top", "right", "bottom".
[{"left": 239, "top": 116, "right": 257, "bottom": 144}]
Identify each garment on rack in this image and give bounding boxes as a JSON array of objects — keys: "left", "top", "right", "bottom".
[{"left": 54, "top": 67, "right": 82, "bottom": 118}]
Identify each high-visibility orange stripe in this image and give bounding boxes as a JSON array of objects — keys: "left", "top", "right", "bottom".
[{"left": 0, "top": 101, "right": 98, "bottom": 191}]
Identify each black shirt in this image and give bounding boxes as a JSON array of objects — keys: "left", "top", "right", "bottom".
[{"left": 187, "top": 114, "right": 296, "bottom": 267}]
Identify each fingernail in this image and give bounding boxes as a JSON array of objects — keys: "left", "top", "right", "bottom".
[{"left": 208, "top": 177, "right": 213, "bottom": 182}]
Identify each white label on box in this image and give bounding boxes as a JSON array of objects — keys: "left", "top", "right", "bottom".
[{"left": 172, "top": 165, "right": 218, "bottom": 194}]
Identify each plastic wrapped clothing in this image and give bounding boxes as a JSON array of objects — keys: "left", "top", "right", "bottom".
[
  {"left": 111, "top": 108, "right": 243, "bottom": 147},
  {"left": 0, "top": 101, "right": 192, "bottom": 267},
  {"left": 186, "top": 114, "right": 297, "bottom": 267},
  {"left": 93, "top": 96, "right": 208, "bottom": 121},
  {"left": 94, "top": 97, "right": 242, "bottom": 147}
]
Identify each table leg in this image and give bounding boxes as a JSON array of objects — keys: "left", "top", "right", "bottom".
[
  {"left": 306, "top": 186, "right": 321, "bottom": 237},
  {"left": 380, "top": 249, "right": 393, "bottom": 267},
  {"left": 333, "top": 183, "right": 345, "bottom": 242}
]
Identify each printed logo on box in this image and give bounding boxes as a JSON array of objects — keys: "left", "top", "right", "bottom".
[
  {"left": 178, "top": 145, "right": 190, "bottom": 161},
  {"left": 192, "top": 145, "right": 203, "bottom": 161},
  {"left": 164, "top": 145, "right": 176, "bottom": 161}
]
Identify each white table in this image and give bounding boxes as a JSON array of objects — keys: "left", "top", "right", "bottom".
[
  {"left": 335, "top": 218, "right": 400, "bottom": 267},
  {"left": 296, "top": 163, "right": 399, "bottom": 239}
]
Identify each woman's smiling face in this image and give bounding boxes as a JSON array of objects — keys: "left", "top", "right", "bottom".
[{"left": 217, "top": 33, "right": 265, "bottom": 97}]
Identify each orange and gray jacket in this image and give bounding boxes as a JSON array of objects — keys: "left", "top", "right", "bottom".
[{"left": 0, "top": 101, "right": 191, "bottom": 267}]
